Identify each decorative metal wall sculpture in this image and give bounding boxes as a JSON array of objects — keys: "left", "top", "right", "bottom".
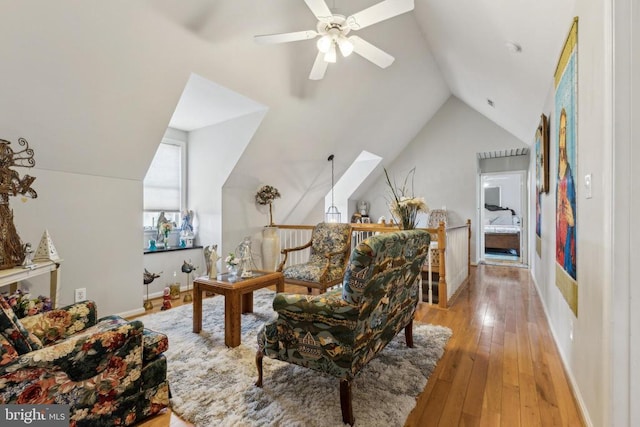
[{"left": 0, "top": 138, "right": 37, "bottom": 269}]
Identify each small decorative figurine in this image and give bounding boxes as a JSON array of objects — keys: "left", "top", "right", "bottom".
[
  {"left": 180, "top": 210, "right": 195, "bottom": 247},
  {"left": 237, "top": 236, "right": 254, "bottom": 278},
  {"left": 204, "top": 244, "right": 220, "bottom": 279},
  {"left": 181, "top": 260, "right": 196, "bottom": 274},
  {"left": 181, "top": 260, "right": 197, "bottom": 302},
  {"left": 143, "top": 268, "right": 161, "bottom": 285},
  {"left": 143, "top": 269, "right": 161, "bottom": 310},
  {"left": 21, "top": 243, "right": 35, "bottom": 269},
  {"left": 161, "top": 287, "right": 172, "bottom": 311},
  {"left": 358, "top": 200, "right": 369, "bottom": 216},
  {"left": 156, "top": 212, "right": 169, "bottom": 241},
  {"left": 180, "top": 209, "right": 194, "bottom": 234}
]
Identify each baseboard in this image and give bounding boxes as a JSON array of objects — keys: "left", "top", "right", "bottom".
[
  {"left": 119, "top": 285, "right": 190, "bottom": 318},
  {"left": 530, "top": 273, "right": 593, "bottom": 427},
  {"left": 118, "top": 307, "right": 146, "bottom": 318}
]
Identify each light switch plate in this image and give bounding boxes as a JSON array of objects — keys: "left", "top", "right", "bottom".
[{"left": 584, "top": 174, "right": 592, "bottom": 199}]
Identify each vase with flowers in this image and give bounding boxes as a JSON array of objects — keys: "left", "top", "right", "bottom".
[
  {"left": 225, "top": 252, "right": 240, "bottom": 277},
  {"left": 160, "top": 222, "right": 173, "bottom": 248},
  {"left": 384, "top": 167, "right": 429, "bottom": 230},
  {"left": 255, "top": 185, "right": 282, "bottom": 271}
]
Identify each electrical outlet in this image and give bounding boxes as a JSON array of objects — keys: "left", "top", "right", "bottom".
[{"left": 75, "top": 288, "right": 87, "bottom": 303}]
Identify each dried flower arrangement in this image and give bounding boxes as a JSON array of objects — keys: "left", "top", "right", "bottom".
[
  {"left": 255, "top": 185, "right": 281, "bottom": 226},
  {"left": 384, "top": 167, "right": 429, "bottom": 230}
]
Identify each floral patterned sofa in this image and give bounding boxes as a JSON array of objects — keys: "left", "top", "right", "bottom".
[
  {"left": 0, "top": 296, "right": 169, "bottom": 426},
  {"left": 257, "top": 229, "right": 431, "bottom": 425}
]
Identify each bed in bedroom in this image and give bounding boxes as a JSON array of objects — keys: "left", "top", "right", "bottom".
[{"left": 484, "top": 205, "right": 521, "bottom": 256}]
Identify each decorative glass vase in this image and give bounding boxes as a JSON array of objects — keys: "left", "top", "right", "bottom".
[
  {"left": 227, "top": 265, "right": 237, "bottom": 277},
  {"left": 164, "top": 231, "right": 170, "bottom": 249}
]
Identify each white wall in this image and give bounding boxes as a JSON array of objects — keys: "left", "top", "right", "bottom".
[
  {"left": 611, "top": 0, "right": 638, "bottom": 424},
  {"left": 363, "top": 96, "right": 527, "bottom": 261},
  {"left": 529, "top": 3, "right": 612, "bottom": 425},
  {"left": 0, "top": 1, "right": 211, "bottom": 317},
  {"left": 188, "top": 110, "right": 267, "bottom": 255},
  {"left": 143, "top": 247, "right": 205, "bottom": 299},
  {"left": 11, "top": 169, "right": 142, "bottom": 316}
]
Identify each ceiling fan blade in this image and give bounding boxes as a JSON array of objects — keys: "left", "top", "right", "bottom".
[
  {"left": 304, "top": 0, "right": 333, "bottom": 22},
  {"left": 254, "top": 30, "right": 318, "bottom": 44},
  {"left": 309, "top": 51, "right": 329, "bottom": 80},
  {"left": 349, "top": 36, "right": 395, "bottom": 68},
  {"left": 346, "top": 0, "right": 414, "bottom": 30}
]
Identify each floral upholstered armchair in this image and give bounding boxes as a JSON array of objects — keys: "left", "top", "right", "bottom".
[
  {"left": 277, "top": 222, "right": 352, "bottom": 293},
  {"left": 257, "top": 229, "right": 430, "bottom": 425},
  {"left": 0, "top": 295, "right": 169, "bottom": 426}
]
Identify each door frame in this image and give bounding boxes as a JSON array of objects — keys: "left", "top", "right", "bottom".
[{"left": 477, "top": 170, "right": 529, "bottom": 266}]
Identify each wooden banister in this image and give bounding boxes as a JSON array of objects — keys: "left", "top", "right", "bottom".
[{"left": 437, "top": 221, "right": 447, "bottom": 309}]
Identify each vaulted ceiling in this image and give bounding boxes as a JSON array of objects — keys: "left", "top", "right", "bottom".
[
  {"left": 153, "top": 0, "right": 576, "bottom": 143},
  {"left": 148, "top": 0, "right": 577, "bottom": 222},
  {"left": 1, "top": 0, "right": 576, "bottom": 225}
]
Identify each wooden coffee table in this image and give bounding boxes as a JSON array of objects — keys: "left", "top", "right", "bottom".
[{"left": 192, "top": 271, "right": 284, "bottom": 347}]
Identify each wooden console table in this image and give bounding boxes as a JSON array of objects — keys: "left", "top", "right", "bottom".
[{"left": 0, "top": 260, "right": 63, "bottom": 308}]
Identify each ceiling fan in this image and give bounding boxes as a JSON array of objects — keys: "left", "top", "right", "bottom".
[{"left": 254, "top": 0, "right": 415, "bottom": 80}]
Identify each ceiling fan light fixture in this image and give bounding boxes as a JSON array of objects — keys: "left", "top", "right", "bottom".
[
  {"left": 324, "top": 43, "right": 337, "bottom": 63},
  {"left": 337, "top": 36, "right": 354, "bottom": 57},
  {"left": 254, "top": 0, "right": 416, "bottom": 80},
  {"left": 317, "top": 35, "right": 333, "bottom": 53},
  {"left": 325, "top": 154, "right": 341, "bottom": 223}
]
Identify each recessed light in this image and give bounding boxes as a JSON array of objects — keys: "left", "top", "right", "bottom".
[
  {"left": 505, "top": 41, "right": 522, "bottom": 53},
  {"left": 487, "top": 99, "right": 494, "bottom": 107}
]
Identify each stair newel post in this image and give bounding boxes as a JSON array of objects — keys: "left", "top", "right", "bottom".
[{"left": 437, "top": 221, "right": 447, "bottom": 309}]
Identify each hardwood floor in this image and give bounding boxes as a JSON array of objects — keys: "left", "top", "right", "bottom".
[{"left": 137, "top": 265, "right": 584, "bottom": 427}]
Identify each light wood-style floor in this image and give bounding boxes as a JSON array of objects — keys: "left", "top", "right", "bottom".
[{"left": 136, "top": 265, "right": 584, "bottom": 427}]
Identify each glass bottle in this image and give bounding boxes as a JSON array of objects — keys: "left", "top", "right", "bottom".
[{"left": 169, "top": 271, "right": 180, "bottom": 300}]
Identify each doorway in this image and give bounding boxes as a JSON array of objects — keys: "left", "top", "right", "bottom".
[{"left": 478, "top": 171, "right": 528, "bottom": 266}]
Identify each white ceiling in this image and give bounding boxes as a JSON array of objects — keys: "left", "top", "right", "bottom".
[
  {"left": 169, "top": 73, "right": 266, "bottom": 131},
  {"left": 0, "top": 0, "right": 576, "bottom": 222},
  {"left": 154, "top": 0, "right": 576, "bottom": 143},
  {"left": 416, "top": 0, "right": 576, "bottom": 143}
]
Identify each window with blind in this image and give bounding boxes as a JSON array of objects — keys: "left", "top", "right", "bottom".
[{"left": 143, "top": 141, "right": 186, "bottom": 228}]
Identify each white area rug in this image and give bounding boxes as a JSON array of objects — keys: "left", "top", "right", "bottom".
[{"left": 138, "top": 289, "right": 452, "bottom": 426}]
